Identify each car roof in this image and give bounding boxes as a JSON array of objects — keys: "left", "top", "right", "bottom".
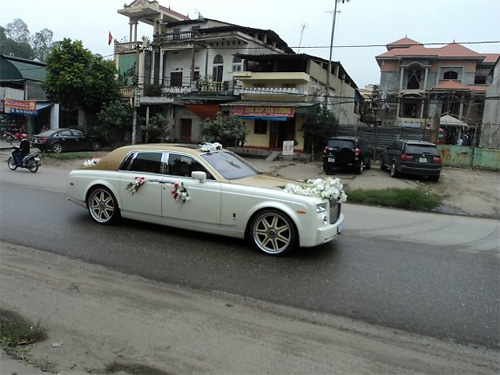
[
  {"left": 83, "top": 144, "right": 222, "bottom": 171},
  {"left": 401, "top": 139, "right": 437, "bottom": 146},
  {"left": 327, "top": 136, "right": 360, "bottom": 141}
]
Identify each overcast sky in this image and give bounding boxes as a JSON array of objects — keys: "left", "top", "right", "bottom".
[{"left": 2, "top": 0, "right": 499, "bottom": 88}]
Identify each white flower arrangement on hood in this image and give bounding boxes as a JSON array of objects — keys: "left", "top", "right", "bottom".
[{"left": 283, "top": 177, "right": 347, "bottom": 203}]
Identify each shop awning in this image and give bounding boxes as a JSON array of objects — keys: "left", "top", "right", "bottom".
[
  {"left": 36, "top": 102, "right": 52, "bottom": 110},
  {"left": 185, "top": 104, "right": 221, "bottom": 120},
  {"left": 440, "top": 114, "right": 468, "bottom": 128}
]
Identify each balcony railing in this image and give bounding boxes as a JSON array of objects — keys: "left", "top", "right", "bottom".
[
  {"left": 153, "top": 31, "right": 195, "bottom": 45},
  {"left": 239, "top": 87, "right": 306, "bottom": 96}
]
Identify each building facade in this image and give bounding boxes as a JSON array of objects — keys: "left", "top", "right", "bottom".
[
  {"left": 376, "top": 37, "right": 499, "bottom": 145},
  {"left": 115, "top": 0, "right": 360, "bottom": 151}
]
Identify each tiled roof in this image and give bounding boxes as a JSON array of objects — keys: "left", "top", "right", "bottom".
[
  {"left": 377, "top": 38, "right": 489, "bottom": 61},
  {"left": 483, "top": 53, "right": 500, "bottom": 64},
  {"left": 433, "top": 80, "right": 470, "bottom": 90},
  {"left": 386, "top": 37, "right": 422, "bottom": 50}
]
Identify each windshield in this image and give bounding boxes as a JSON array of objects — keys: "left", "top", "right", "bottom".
[
  {"left": 406, "top": 145, "right": 439, "bottom": 155},
  {"left": 201, "top": 151, "right": 259, "bottom": 180}
]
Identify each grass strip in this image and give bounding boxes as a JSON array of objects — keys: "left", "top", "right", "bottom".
[{"left": 347, "top": 188, "right": 442, "bottom": 211}]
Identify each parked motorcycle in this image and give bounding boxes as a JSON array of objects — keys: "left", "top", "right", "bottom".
[{"left": 7, "top": 140, "right": 42, "bottom": 173}]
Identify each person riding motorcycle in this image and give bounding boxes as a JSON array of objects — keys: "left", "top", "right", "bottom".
[{"left": 13, "top": 139, "right": 30, "bottom": 166}]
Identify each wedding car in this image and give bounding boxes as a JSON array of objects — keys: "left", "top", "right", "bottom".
[{"left": 67, "top": 143, "right": 346, "bottom": 256}]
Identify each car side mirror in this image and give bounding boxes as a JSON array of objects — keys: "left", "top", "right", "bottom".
[{"left": 192, "top": 171, "right": 207, "bottom": 183}]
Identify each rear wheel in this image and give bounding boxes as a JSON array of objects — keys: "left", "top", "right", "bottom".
[
  {"left": 27, "top": 159, "right": 39, "bottom": 173},
  {"left": 429, "top": 175, "right": 440, "bottom": 182},
  {"left": 52, "top": 142, "right": 63, "bottom": 153},
  {"left": 91, "top": 141, "right": 102, "bottom": 151},
  {"left": 87, "top": 186, "right": 120, "bottom": 224},
  {"left": 7, "top": 156, "right": 17, "bottom": 170},
  {"left": 356, "top": 161, "right": 364, "bottom": 175},
  {"left": 390, "top": 162, "right": 398, "bottom": 178},
  {"left": 249, "top": 209, "right": 297, "bottom": 256}
]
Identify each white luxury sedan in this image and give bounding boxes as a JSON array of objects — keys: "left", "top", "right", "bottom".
[{"left": 67, "top": 143, "right": 346, "bottom": 256}]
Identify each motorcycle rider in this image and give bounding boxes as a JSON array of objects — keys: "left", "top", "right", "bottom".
[{"left": 13, "top": 139, "right": 30, "bottom": 166}]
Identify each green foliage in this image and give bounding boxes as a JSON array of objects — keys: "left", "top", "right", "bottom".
[
  {"left": 42, "top": 38, "right": 121, "bottom": 117},
  {"left": 303, "top": 106, "right": 338, "bottom": 154},
  {"left": 201, "top": 112, "right": 247, "bottom": 147},
  {"left": 31, "top": 29, "right": 54, "bottom": 62},
  {"left": 347, "top": 188, "right": 442, "bottom": 211},
  {"left": 1, "top": 19, "right": 54, "bottom": 61},
  {"left": 0, "top": 309, "right": 47, "bottom": 360},
  {"left": 0, "top": 25, "right": 34, "bottom": 59},
  {"left": 141, "top": 113, "right": 173, "bottom": 143},
  {"left": 97, "top": 100, "right": 133, "bottom": 143}
]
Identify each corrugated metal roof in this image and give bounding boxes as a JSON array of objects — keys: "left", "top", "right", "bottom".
[{"left": 0, "top": 55, "right": 46, "bottom": 82}]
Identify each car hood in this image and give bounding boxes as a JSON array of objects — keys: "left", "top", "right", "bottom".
[{"left": 233, "top": 173, "right": 301, "bottom": 189}]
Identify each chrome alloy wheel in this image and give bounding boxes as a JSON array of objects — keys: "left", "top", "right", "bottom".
[
  {"left": 87, "top": 187, "right": 120, "bottom": 224},
  {"left": 250, "top": 209, "right": 296, "bottom": 255}
]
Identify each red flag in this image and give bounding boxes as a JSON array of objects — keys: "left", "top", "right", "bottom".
[{"left": 108, "top": 31, "right": 113, "bottom": 45}]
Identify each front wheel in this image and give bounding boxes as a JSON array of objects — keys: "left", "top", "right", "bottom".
[
  {"left": 27, "top": 159, "right": 39, "bottom": 173},
  {"left": 249, "top": 209, "right": 297, "bottom": 256},
  {"left": 7, "top": 156, "right": 17, "bottom": 170},
  {"left": 87, "top": 186, "right": 120, "bottom": 224}
]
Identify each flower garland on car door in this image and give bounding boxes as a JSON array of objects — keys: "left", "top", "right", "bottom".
[
  {"left": 126, "top": 176, "right": 146, "bottom": 194},
  {"left": 171, "top": 182, "right": 189, "bottom": 202}
]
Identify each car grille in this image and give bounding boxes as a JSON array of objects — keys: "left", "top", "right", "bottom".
[{"left": 330, "top": 201, "right": 341, "bottom": 224}]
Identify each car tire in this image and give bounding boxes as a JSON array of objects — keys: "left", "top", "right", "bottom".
[
  {"left": 365, "top": 158, "right": 371, "bottom": 170},
  {"left": 429, "top": 175, "right": 440, "bottom": 182},
  {"left": 249, "top": 209, "right": 297, "bottom": 256},
  {"left": 356, "top": 161, "right": 364, "bottom": 175},
  {"left": 390, "top": 162, "right": 398, "bottom": 178},
  {"left": 52, "top": 142, "right": 63, "bottom": 153},
  {"left": 91, "top": 141, "right": 102, "bottom": 151},
  {"left": 87, "top": 186, "right": 121, "bottom": 224},
  {"left": 7, "top": 156, "right": 17, "bottom": 170}
]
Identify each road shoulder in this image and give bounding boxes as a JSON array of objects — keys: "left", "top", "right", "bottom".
[{"left": 1, "top": 241, "right": 498, "bottom": 375}]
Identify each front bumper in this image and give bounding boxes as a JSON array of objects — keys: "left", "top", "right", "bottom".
[{"left": 300, "top": 213, "right": 345, "bottom": 248}]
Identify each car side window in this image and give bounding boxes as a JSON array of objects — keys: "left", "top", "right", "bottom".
[
  {"left": 128, "top": 152, "right": 163, "bottom": 174},
  {"left": 58, "top": 130, "right": 72, "bottom": 137},
  {"left": 167, "top": 153, "right": 212, "bottom": 179}
]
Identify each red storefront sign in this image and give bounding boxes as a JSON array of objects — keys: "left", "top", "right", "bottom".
[
  {"left": 230, "top": 105, "right": 295, "bottom": 118},
  {"left": 4, "top": 98, "right": 38, "bottom": 115}
]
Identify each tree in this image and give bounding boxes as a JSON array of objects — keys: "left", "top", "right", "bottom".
[
  {"left": 141, "top": 113, "right": 173, "bottom": 143},
  {"left": 303, "top": 105, "right": 338, "bottom": 155},
  {"left": 97, "top": 100, "right": 133, "bottom": 144},
  {"left": 31, "top": 29, "right": 54, "bottom": 61},
  {"left": 201, "top": 112, "right": 247, "bottom": 147},
  {"left": 5, "top": 19, "right": 30, "bottom": 44},
  {"left": 0, "top": 25, "right": 34, "bottom": 59},
  {"left": 42, "top": 38, "right": 121, "bottom": 127}
]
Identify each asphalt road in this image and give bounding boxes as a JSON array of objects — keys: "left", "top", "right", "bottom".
[{"left": 1, "top": 172, "right": 498, "bottom": 349}]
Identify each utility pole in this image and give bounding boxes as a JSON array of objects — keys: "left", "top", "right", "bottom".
[
  {"left": 132, "top": 43, "right": 140, "bottom": 144},
  {"left": 325, "top": 0, "right": 349, "bottom": 108}
]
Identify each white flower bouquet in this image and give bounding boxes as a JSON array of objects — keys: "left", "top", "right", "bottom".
[{"left": 283, "top": 177, "right": 347, "bottom": 203}]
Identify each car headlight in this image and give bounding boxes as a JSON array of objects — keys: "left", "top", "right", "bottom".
[{"left": 316, "top": 203, "right": 327, "bottom": 213}]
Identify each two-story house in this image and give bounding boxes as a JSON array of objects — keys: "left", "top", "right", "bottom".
[
  {"left": 224, "top": 53, "right": 359, "bottom": 151},
  {"left": 376, "top": 37, "right": 499, "bottom": 144},
  {"left": 115, "top": 0, "right": 360, "bottom": 151}
]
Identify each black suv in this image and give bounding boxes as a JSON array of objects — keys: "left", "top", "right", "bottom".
[
  {"left": 380, "top": 139, "right": 442, "bottom": 181},
  {"left": 322, "top": 136, "right": 372, "bottom": 174}
]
